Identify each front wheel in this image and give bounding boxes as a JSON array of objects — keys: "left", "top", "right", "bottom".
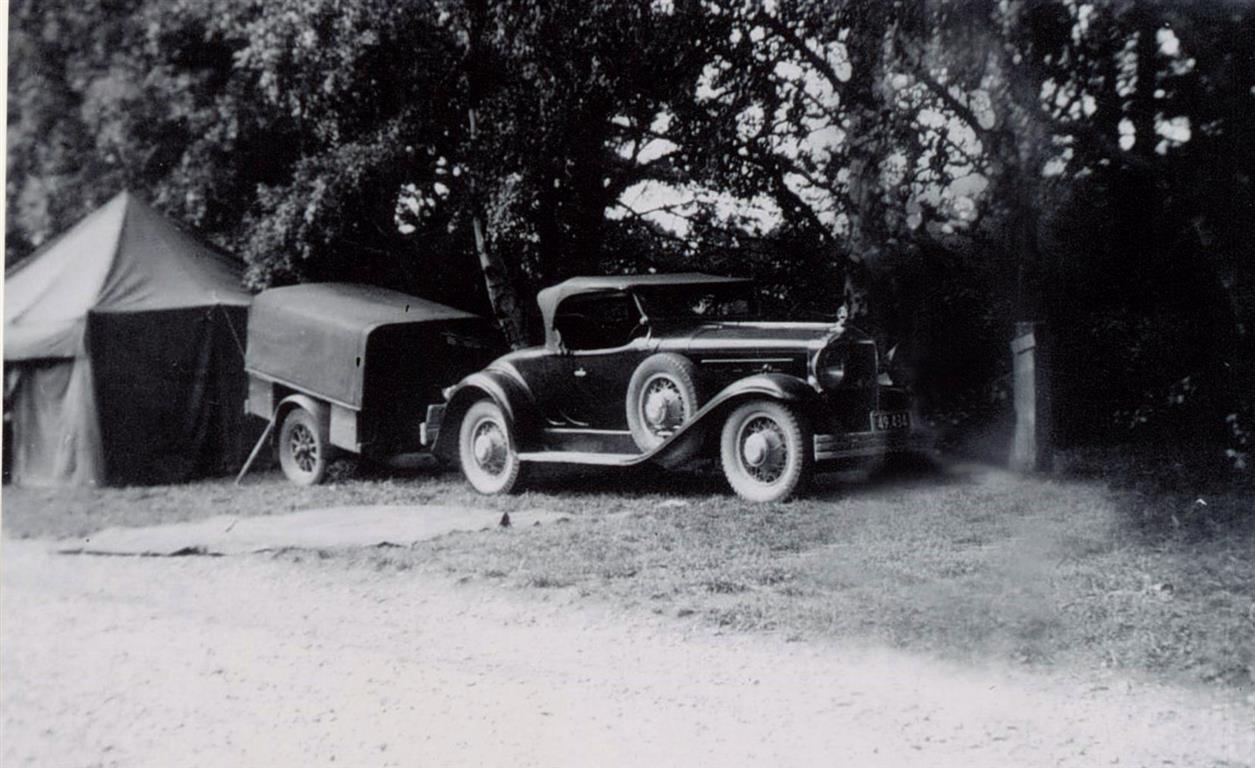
[
  {"left": 458, "top": 400, "right": 526, "bottom": 495},
  {"left": 719, "top": 400, "right": 812, "bottom": 503}
]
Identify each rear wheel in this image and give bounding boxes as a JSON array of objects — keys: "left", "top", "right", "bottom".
[
  {"left": 278, "top": 407, "right": 331, "bottom": 486},
  {"left": 720, "top": 400, "right": 811, "bottom": 503},
  {"left": 458, "top": 400, "right": 526, "bottom": 495}
]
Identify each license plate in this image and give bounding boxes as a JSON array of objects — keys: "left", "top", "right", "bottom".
[{"left": 870, "top": 411, "right": 910, "bottom": 431}]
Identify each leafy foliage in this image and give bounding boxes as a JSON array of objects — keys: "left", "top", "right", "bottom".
[{"left": 7, "top": 0, "right": 1254, "bottom": 466}]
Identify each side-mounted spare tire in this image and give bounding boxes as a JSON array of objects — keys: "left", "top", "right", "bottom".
[{"left": 625, "top": 353, "right": 701, "bottom": 452}]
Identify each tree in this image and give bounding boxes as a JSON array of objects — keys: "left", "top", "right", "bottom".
[
  {"left": 6, "top": 0, "right": 149, "bottom": 261},
  {"left": 9, "top": 0, "right": 1253, "bottom": 465},
  {"left": 8, "top": 0, "right": 726, "bottom": 346}
]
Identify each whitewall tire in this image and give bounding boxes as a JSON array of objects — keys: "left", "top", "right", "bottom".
[
  {"left": 458, "top": 399, "right": 526, "bottom": 495},
  {"left": 719, "top": 399, "right": 811, "bottom": 503}
]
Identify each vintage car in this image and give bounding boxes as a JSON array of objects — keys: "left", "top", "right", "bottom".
[
  {"left": 243, "top": 283, "right": 503, "bottom": 485},
  {"left": 430, "top": 273, "right": 926, "bottom": 502}
]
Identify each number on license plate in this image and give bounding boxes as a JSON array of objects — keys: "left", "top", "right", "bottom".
[{"left": 870, "top": 411, "right": 910, "bottom": 431}]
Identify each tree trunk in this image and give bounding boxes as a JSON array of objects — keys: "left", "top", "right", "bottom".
[
  {"left": 841, "top": 24, "right": 899, "bottom": 332},
  {"left": 1130, "top": 14, "right": 1160, "bottom": 158},
  {"left": 1010, "top": 168, "right": 1043, "bottom": 322},
  {"left": 463, "top": 0, "right": 527, "bottom": 348},
  {"left": 469, "top": 207, "right": 527, "bottom": 348}
]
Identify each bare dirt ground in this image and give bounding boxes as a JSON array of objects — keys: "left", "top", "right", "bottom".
[{"left": 3, "top": 538, "right": 1251, "bottom": 767}]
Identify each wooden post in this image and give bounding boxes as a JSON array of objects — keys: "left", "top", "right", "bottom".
[{"left": 1010, "top": 322, "right": 1052, "bottom": 472}]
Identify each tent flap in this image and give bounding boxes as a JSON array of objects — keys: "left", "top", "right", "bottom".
[{"left": 87, "top": 306, "right": 252, "bottom": 485}]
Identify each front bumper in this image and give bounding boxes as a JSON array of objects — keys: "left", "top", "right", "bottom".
[{"left": 813, "top": 429, "right": 929, "bottom": 462}]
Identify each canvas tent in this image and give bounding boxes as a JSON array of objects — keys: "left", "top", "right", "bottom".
[{"left": 4, "top": 191, "right": 252, "bottom": 486}]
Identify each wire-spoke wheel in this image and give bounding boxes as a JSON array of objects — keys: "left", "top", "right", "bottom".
[
  {"left": 638, "top": 374, "right": 686, "bottom": 438},
  {"left": 278, "top": 407, "right": 330, "bottom": 486},
  {"left": 626, "top": 353, "right": 700, "bottom": 453},
  {"left": 720, "top": 399, "right": 811, "bottom": 503},
  {"left": 458, "top": 399, "right": 526, "bottom": 495}
]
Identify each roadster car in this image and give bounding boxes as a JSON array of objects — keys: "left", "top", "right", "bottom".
[{"left": 430, "top": 273, "right": 926, "bottom": 502}]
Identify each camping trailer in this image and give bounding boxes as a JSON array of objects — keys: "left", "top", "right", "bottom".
[{"left": 243, "top": 283, "right": 504, "bottom": 485}]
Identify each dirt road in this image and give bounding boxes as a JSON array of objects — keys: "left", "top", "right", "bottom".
[{"left": 2, "top": 539, "right": 1251, "bottom": 767}]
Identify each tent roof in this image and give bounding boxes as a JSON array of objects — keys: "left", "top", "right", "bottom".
[{"left": 5, "top": 191, "right": 251, "bottom": 360}]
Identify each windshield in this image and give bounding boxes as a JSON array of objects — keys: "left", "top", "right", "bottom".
[{"left": 635, "top": 284, "right": 759, "bottom": 321}]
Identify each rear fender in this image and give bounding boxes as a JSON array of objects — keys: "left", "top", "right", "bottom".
[
  {"left": 271, "top": 394, "right": 331, "bottom": 457},
  {"left": 432, "top": 369, "right": 541, "bottom": 461},
  {"left": 651, "top": 373, "right": 817, "bottom": 466}
]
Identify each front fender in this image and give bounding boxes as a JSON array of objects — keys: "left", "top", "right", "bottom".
[
  {"left": 432, "top": 368, "right": 541, "bottom": 461},
  {"left": 703, "top": 373, "right": 816, "bottom": 408},
  {"left": 650, "top": 373, "right": 818, "bottom": 466}
]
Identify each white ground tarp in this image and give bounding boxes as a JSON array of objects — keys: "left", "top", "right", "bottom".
[{"left": 58, "top": 505, "right": 566, "bottom": 556}]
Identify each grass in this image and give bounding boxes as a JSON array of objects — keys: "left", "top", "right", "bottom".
[{"left": 3, "top": 458, "right": 1253, "bottom": 690}]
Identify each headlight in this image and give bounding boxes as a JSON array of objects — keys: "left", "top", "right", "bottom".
[{"left": 809, "top": 346, "right": 846, "bottom": 391}]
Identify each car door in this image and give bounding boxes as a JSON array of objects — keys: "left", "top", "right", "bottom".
[
  {"left": 552, "top": 291, "right": 651, "bottom": 428},
  {"left": 565, "top": 338, "right": 653, "bottom": 429}
]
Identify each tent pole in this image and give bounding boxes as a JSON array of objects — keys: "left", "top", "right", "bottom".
[{"left": 234, "top": 415, "right": 275, "bottom": 485}]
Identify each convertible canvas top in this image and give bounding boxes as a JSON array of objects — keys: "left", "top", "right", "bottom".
[
  {"left": 537, "top": 273, "right": 752, "bottom": 349},
  {"left": 245, "top": 283, "right": 480, "bottom": 408}
]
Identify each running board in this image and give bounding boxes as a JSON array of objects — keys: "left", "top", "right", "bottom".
[
  {"left": 517, "top": 451, "right": 646, "bottom": 466},
  {"left": 517, "top": 377, "right": 813, "bottom": 468}
]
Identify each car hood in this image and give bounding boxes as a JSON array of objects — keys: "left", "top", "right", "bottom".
[{"left": 659, "top": 320, "right": 867, "bottom": 354}]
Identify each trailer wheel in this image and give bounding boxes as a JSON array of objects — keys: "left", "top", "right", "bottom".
[{"left": 278, "top": 406, "right": 331, "bottom": 486}]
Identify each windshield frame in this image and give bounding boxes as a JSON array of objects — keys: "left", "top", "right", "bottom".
[{"left": 632, "top": 283, "right": 760, "bottom": 323}]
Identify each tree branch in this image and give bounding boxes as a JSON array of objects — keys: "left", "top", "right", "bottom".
[{"left": 753, "top": 10, "right": 847, "bottom": 97}]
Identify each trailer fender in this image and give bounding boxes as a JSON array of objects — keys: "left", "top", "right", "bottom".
[{"left": 274, "top": 394, "right": 331, "bottom": 440}]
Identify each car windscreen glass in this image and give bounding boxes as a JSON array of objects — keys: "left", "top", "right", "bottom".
[{"left": 635, "top": 285, "right": 758, "bottom": 321}]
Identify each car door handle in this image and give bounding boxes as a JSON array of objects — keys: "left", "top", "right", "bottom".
[{"left": 574, "top": 367, "right": 587, "bottom": 378}]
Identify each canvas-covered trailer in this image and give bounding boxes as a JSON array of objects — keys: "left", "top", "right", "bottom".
[{"left": 242, "top": 283, "right": 503, "bottom": 484}]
